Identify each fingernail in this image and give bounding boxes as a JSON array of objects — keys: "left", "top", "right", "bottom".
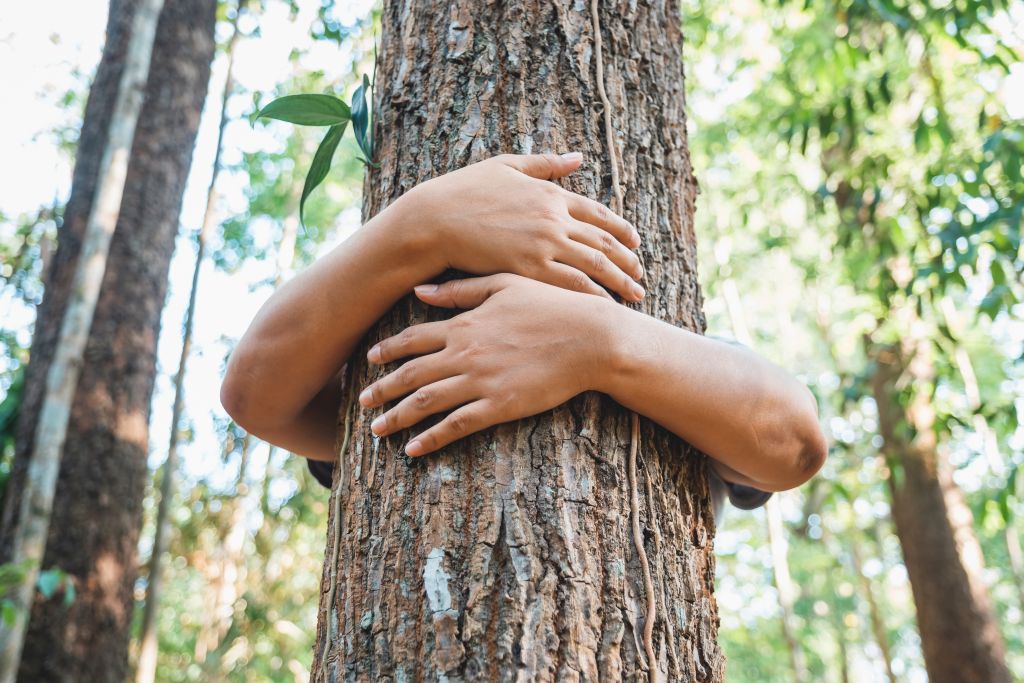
[
  {"left": 631, "top": 283, "right": 646, "bottom": 300},
  {"left": 560, "top": 151, "right": 583, "bottom": 161},
  {"left": 371, "top": 415, "right": 386, "bottom": 434},
  {"left": 405, "top": 440, "right": 424, "bottom": 457},
  {"left": 414, "top": 284, "right": 438, "bottom": 295},
  {"left": 367, "top": 345, "right": 381, "bottom": 363},
  {"left": 631, "top": 228, "right": 641, "bottom": 245},
  {"left": 359, "top": 388, "right": 373, "bottom": 406}
]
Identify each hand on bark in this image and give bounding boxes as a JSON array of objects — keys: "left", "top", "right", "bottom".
[
  {"left": 358, "top": 274, "right": 622, "bottom": 456},
  {"left": 398, "top": 153, "right": 645, "bottom": 302}
]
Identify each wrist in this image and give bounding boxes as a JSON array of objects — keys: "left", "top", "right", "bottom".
[
  {"left": 372, "top": 188, "right": 446, "bottom": 279},
  {"left": 587, "top": 298, "right": 643, "bottom": 396}
]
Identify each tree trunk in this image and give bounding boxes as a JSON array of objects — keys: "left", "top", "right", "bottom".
[
  {"left": 0, "top": 0, "right": 215, "bottom": 679},
  {"left": 765, "top": 497, "right": 808, "bottom": 683},
  {"left": 716, "top": 267, "right": 807, "bottom": 683},
  {"left": 849, "top": 536, "right": 896, "bottom": 683},
  {"left": 134, "top": 4, "right": 244, "bottom": 679},
  {"left": 869, "top": 334, "right": 1011, "bottom": 683},
  {"left": 312, "top": 1, "right": 722, "bottom": 681}
]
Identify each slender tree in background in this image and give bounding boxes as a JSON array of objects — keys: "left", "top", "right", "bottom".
[
  {"left": 312, "top": 1, "right": 722, "bottom": 680},
  {"left": 869, "top": 325, "right": 1012, "bottom": 683},
  {"left": 0, "top": 0, "right": 215, "bottom": 678},
  {"left": 0, "top": 0, "right": 165, "bottom": 675},
  {"left": 134, "top": 3, "right": 247, "bottom": 681},
  {"left": 714, "top": 247, "right": 808, "bottom": 683},
  {"left": 849, "top": 535, "right": 897, "bottom": 683}
]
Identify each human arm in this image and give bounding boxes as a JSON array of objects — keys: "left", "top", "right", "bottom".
[
  {"left": 219, "top": 153, "right": 644, "bottom": 460},
  {"left": 361, "top": 274, "right": 827, "bottom": 492}
]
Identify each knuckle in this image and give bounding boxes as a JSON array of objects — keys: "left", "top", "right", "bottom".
[
  {"left": 595, "top": 203, "right": 611, "bottom": 224},
  {"left": 599, "top": 231, "right": 615, "bottom": 255},
  {"left": 461, "top": 340, "right": 483, "bottom": 360},
  {"left": 397, "top": 364, "right": 418, "bottom": 388},
  {"left": 590, "top": 249, "right": 606, "bottom": 273},
  {"left": 448, "top": 410, "right": 472, "bottom": 435},
  {"left": 412, "top": 388, "right": 432, "bottom": 409},
  {"left": 569, "top": 271, "right": 590, "bottom": 292},
  {"left": 396, "top": 328, "right": 415, "bottom": 349},
  {"left": 537, "top": 206, "right": 561, "bottom": 223},
  {"left": 418, "top": 430, "right": 438, "bottom": 451}
]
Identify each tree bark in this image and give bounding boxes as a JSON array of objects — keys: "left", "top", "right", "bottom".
[
  {"left": 312, "top": 1, "right": 722, "bottom": 681},
  {"left": 0, "top": 0, "right": 215, "bottom": 679},
  {"left": 134, "top": 4, "right": 244, "bottom": 679},
  {"left": 869, "top": 333, "right": 1011, "bottom": 683}
]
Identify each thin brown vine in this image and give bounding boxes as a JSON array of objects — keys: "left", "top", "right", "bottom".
[{"left": 591, "top": 0, "right": 659, "bottom": 680}]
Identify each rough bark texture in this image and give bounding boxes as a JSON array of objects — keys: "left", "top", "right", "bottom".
[
  {"left": 0, "top": 0, "right": 215, "bottom": 678},
  {"left": 870, "top": 338, "right": 1012, "bottom": 683},
  {"left": 312, "top": 1, "right": 723, "bottom": 681}
]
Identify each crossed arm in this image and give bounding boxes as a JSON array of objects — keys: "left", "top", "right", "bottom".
[{"left": 220, "top": 153, "right": 827, "bottom": 493}]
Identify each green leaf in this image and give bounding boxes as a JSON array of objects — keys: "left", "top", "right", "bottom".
[
  {"left": 37, "top": 569, "right": 60, "bottom": 599},
  {"left": 256, "top": 94, "right": 351, "bottom": 127},
  {"left": 300, "top": 122, "right": 348, "bottom": 227},
  {"left": 351, "top": 74, "right": 373, "bottom": 164},
  {"left": 1, "top": 601, "right": 15, "bottom": 626}
]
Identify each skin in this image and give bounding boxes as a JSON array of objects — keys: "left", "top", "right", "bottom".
[{"left": 221, "top": 152, "right": 827, "bottom": 493}]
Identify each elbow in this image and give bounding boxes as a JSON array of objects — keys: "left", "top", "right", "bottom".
[
  {"left": 220, "top": 353, "right": 265, "bottom": 436},
  {"left": 795, "top": 421, "right": 828, "bottom": 486},
  {"left": 752, "top": 386, "right": 828, "bottom": 492},
  {"left": 787, "top": 387, "right": 828, "bottom": 488}
]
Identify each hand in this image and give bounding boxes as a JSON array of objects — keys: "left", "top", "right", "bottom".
[
  {"left": 358, "top": 274, "right": 623, "bottom": 456},
  {"left": 397, "top": 153, "right": 646, "bottom": 302}
]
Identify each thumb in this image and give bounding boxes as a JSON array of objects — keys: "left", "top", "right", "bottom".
[
  {"left": 414, "top": 275, "right": 514, "bottom": 309},
  {"left": 496, "top": 152, "right": 583, "bottom": 180}
]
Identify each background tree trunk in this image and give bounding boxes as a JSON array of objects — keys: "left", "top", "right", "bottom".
[
  {"left": 0, "top": 0, "right": 215, "bottom": 678},
  {"left": 312, "top": 1, "right": 723, "bottom": 681},
  {"left": 134, "top": 5, "right": 244, "bottom": 679},
  {"left": 869, "top": 334, "right": 1012, "bottom": 683}
]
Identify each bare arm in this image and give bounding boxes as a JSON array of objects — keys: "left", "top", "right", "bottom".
[
  {"left": 361, "top": 275, "right": 827, "bottom": 492},
  {"left": 220, "top": 154, "right": 643, "bottom": 460},
  {"left": 603, "top": 307, "right": 828, "bottom": 491}
]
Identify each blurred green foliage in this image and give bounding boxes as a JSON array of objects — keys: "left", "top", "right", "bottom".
[{"left": 685, "top": 0, "right": 1022, "bottom": 678}]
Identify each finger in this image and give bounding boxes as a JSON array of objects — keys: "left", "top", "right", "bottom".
[
  {"left": 359, "top": 352, "right": 456, "bottom": 408},
  {"left": 556, "top": 242, "right": 645, "bottom": 302},
  {"left": 567, "top": 221, "right": 644, "bottom": 281},
  {"left": 564, "top": 192, "right": 639, "bottom": 248},
  {"left": 370, "top": 376, "right": 476, "bottom": 438},
  {"left": 543, "top": 262, "right": 614, "bottom": 300},
  {"left": 369, "top": 320, "right": 448, "bottom": 364},
  {"left": 414, "top": 275, "right": 515, "bottom": 309},
  {"left": 405, "top": 399, "right": 497, "bottom": 456},
  {"left": 493, "top": 152, "right": 583, "bottom": 180}
]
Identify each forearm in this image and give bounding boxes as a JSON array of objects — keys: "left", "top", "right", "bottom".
[
  {"left": 220, "top": 194, "right": 437, "bottom": 455},
  {"left": 600, "top": 306, "right": 827, "bottom": 491}
]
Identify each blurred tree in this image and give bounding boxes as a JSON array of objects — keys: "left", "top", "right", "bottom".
[
  {"left": 134, "top": 2, "right": 248, "bottom": 681},
  {"left": 0, "top": 0, "right": 215, "bottom": 678}
]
